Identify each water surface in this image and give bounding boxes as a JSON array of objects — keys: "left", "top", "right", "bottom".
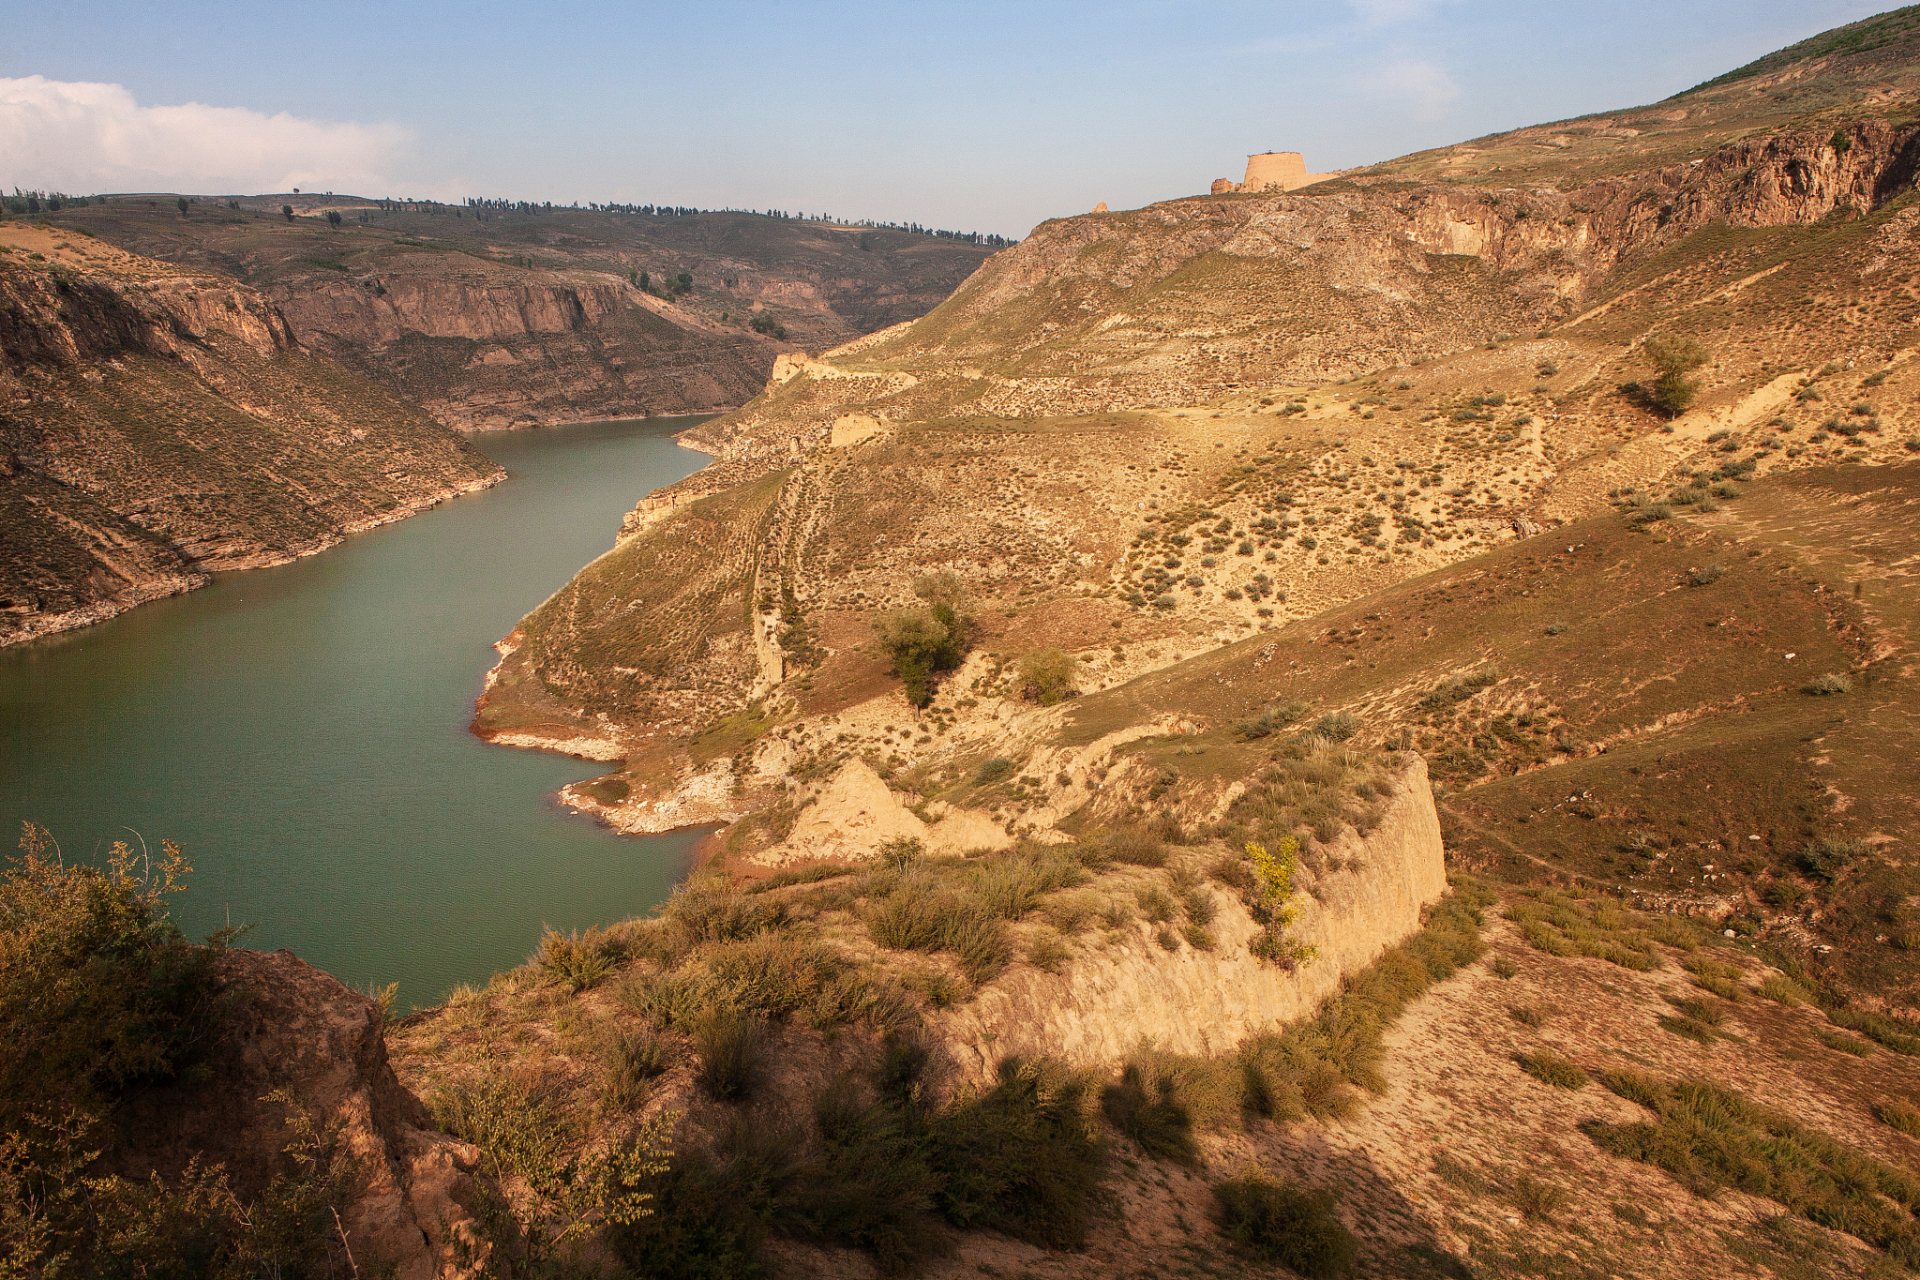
[{"left": 1, "top": 416, "right": 713, "bottom": 1007}]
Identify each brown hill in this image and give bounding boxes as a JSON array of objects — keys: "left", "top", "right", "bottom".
[
  {"left": 478, "top": 10, "right": 1920, "bottom": 1012},
  {"left": 54, "top": 200, "right": 1000, "bottom": 429},
  {"left": 0, "top": 222, "right": 501, "bottom": 646}
]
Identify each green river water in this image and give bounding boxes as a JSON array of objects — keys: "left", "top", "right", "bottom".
[{"left": 0, "top": 416, "right": 714, "bottom": 1009}]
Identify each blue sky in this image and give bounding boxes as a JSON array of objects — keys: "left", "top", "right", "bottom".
[{"left": 0, "top": 0, "right": 1893, "bottom": 236}]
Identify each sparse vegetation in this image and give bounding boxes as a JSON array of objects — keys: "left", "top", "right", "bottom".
[{"left": 1587, "top": 1073, "right": 1920, "bottom": 1263}]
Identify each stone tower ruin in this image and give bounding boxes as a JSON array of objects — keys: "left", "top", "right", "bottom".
[{"left": 1210, "top": 152, "right": 1337, "bottom": 195}]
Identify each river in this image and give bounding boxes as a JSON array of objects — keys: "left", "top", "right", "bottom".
[{"left": 0, "top": 416, "right": 713, "bottom": 1009}]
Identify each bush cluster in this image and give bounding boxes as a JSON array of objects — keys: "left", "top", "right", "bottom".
[{"left": 0, "top": 823, "right": 357, "bottom": 1278}]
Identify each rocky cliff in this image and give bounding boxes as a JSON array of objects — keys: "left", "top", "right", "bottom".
[
  {"left": 60, "top": 204, "right": 1001, "bottom": 430},
  {"left": 0, "top": 222, "right": 502, "bottom": 646}
]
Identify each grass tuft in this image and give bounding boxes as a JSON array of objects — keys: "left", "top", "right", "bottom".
[{"left": 1518, "top": 1050, "right": 1588, "bottom": 1089}]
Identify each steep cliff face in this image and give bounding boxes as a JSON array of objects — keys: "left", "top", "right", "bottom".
[
  {"left": 61, "top": 204, "right": 1001, "bottom": 430},
  {"left": 938, "top": 759, "right": 1446, "bottom": 1078},
  {"left": 0, "top": 223, "right": 502, "bottom": 646}
]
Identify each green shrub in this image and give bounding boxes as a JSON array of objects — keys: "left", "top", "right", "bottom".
[
  {"left": 1212, "top": 1172, "right": 1357, "bottom": 1277},
  {"left": 0, "top": 824, "right": 229, "bottom": 1135},
  {"left": 1878, "top": 1099, "right": 1920, "bottom": 1139},
  {"left": 1234, "top": 700, "right": 1308, "bottom": 740},
  {"left": 799, "top": 1077, "right": 945, "bottom": 1274},
  {"left": 1798, "top": 838, "right": 1863, "bottom": 881},
  {"left": 1758, "top": 974, "right": 1810, "bottom": 1005},
  {"left": 0, "top": 826, "right": 374, "bottom": 1279},
  {"left": 430, "top": 1069, "right": 578, "bottom": 1187},
  {"left": 1822, "top": 1032, "right": 1873, "bottom": 1057},
  {"left": 1828, "top": 1007, "right": 1920, "bottom": 1055},
  {"left": 929, "top": 1057, "right": 1106, "bottom": 1248},
  {"left": 603, "top": 1029, "right": 668, "bottom": 1111},
  {"left": 876, "top": 836, "right": 923, "bottom": 869},
  {"left": 1310, "top": 711, "right": 1360, "bottom": 742},
  {"left": 973, "top": 757, "right": 1016, "bottom": 785},
  {"left": 1507, "top": 891, "right": 1661, "bottom": 970},
  {"left": 1089, "top": 824, "right": 1168, "bottom": 867},
  {"left": 1642, "top": 334, "right": 1709, "bottom": 417},
  {"left": 1026, "top": 929, "right": 1071, "bottom": 973},
  {"left": 538, "top": 927, "right": 617, "bottom": 992},
  {"left": 1686, "top": 564, "right": 1724, "bottom": 587},
  {"left": 874, "top": 573, "right": 972, "bottom": 707},
  {"left": 1016, "top": 648, "right": 1077, "bottom": 705},
  {"left": 969, "top": 847, "right": 1085, "bottom": 919},
  {"left": 1511, "top": 1174, "right": 1570, "bottom": 1220},
  {"left": 862, "top": 873, "right": 1011, "bottom": 984}
]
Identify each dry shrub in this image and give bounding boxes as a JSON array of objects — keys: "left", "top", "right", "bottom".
[{"left": 1212, "top": 1171, "right": 1357, "bottom": 1277}]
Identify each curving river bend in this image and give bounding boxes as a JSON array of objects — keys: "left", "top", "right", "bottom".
[{"left": 0, "top": 416, "right": 713, "bottom": 1009}]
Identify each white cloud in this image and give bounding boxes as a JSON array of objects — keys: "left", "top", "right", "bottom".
[
  {"left": 1363, "top": 56, "right": 1461, "bottom": 117},
  {"left": 0, "top": 76, "right": 409, "bottom": 195}
]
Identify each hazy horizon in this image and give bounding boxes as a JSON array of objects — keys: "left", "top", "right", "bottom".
[{"left": 1, "top": 0, "right": 1899, "bottom": 238}]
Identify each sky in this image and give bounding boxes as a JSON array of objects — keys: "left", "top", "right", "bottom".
[{"left": 0, "top": 0, "right": 1897, "bottom": 238}]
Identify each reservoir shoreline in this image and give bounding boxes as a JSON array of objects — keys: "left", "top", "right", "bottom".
[{"left": 1, "top": 415, "right": 716, "bottom": 1009}]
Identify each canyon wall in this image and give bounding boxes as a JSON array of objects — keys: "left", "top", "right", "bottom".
[{"left": 0, "top": 225, "right": 502, "bottom": 646}]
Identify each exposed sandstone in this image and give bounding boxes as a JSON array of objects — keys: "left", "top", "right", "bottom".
[{"left": 936, "top": 757, "right": 1446, "bottom": 1077}]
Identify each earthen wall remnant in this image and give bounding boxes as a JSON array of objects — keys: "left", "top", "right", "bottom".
[{"left": 1208, "top": 151, "right": 1337, "bottom": 195}]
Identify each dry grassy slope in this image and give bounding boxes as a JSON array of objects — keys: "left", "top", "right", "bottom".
[
  {"left": 492, "top": 22, "right": 1920, "bottom": 985},
  {"left": 1058, "top": 463, "right": 1920, "bottom": 1003},
  {"left": 0, "top": 223, "right": 503, "bottom": 646},
  {"left": 55, "top": 201, "right": 997, "bottom": 429},
  {"left": 385, "top": 875, "right": 1920, "bottom": 1280},
  {"left": 1355, "top": 3, "right": 1920, "bottom": 187},
  {"left": 495, "top": 132, "right": 1919, "bottom": 802},
  {"left": 915, "top": 910, "right": 1920, "bottom": 1280}
]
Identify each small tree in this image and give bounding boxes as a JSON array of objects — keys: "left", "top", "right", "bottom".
[
  {"left": 281, "top": 204, "right": 294, "bottom": 222},
  {"left": 873, "top": 572, "right": 971, "bottom": 707},
  {"left": 325, "top": 210, "right": 342, "bottom": 228},
  {"left": 1643, "top": 334, "right": 1709, "bottom": 417},
  {"left": 176, "top": 196, "right": 189, "bottom": 217},
  {"left": 1017, "top": 649, "right": 1077, "bottom": 705}
]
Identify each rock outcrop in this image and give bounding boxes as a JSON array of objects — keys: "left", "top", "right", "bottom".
[
  {"left": 111, "top": 948, "right": 493, "bottom": 1280},
  {"left": 60, "top": 205, "right": 1002, "bottom": 430},
  {"left": 936, "top": 758, "right": 1447, "bottom": 1077}
]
